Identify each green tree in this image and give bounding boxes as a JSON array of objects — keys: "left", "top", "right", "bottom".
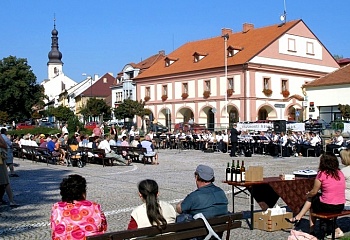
[
  {"left": 0, "top": 56, "right": 45, "bottom": 122},
  {"left": 79, "top": 98, "right": 111, "bottom": 122},
  {"left": 113, "top": 99, "right": 146, "bottom": 120},
  {"left": 0, "top": 111, "right": 9, "bottom": 124},
  {"left": 51, "top": 105, "right": 75, "bottom": 122},
  {"left": 338, "top": 104, "right": 350, "bottom": 121}
]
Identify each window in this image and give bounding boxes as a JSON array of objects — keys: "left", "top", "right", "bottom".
[
  {"left": 183, "top": 83, "right": 188, "bottom": 93},
  {"left": 227, "top": 46, "right": 241, "bottom": 57},
  {"left": 263, "top": 78, "right": 270, "bottom": 90},
  {"left": 228, "top": 77, "right": 234, "bottom": 90},
  {"left": 288, "top": 38, "right": 296, "bottom": 52},
  {"left": 281, "top": 79, "right": 288, "bottom": 91},
  {"left": 205, "top": 80, "right": 211, "bottom": 91},
  {"left": 164, "top": 57, "right": 178, "bottom": 67},
  {"left": 306, "top": 42, "right": 314, "bottom": 55},
  {"left": 146, "top": 87, "right": 150, "bottom": 97},
  {"left": 193, "top": 52, "right": 207, "bottom": 63},
  {"left": 162, "top": 85, "right": 167, "bottom": 95}
]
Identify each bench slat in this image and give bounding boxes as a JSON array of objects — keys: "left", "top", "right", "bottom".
[
  {"left": 87, "top": 213, "right": 242, "bottom": 240},
  {"left": 311, "top": 210, "right": 350, "bottom": 219}
]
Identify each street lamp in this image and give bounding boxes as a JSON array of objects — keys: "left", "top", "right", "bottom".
[
  {"left": 82, "top": 73, "right": 93, "bottom": 97},
  {"left": 222, "top": 33, "right": 229, "bottom": 128}
]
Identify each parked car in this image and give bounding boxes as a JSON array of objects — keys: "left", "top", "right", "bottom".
[
  {"left": 38, "top": 122, "right": 55, "bottom": 128},
  {"left": 85, "top": 121, "right": 99, "bottom": 130},
  {"left": 174, "top": 122, "right": 206, "bottom": 132},
  {"left": 16, "top": 122, "right": 35, "bottom": 130}
]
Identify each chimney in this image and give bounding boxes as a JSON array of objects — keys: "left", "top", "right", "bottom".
[
  {"left": 221, "top": 28, "right": 233, "bottom": 36},
  {"left": 243, "top": 23, "right": 254, "bottom": 33}
]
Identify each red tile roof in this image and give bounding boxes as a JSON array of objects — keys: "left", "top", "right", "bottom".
[
  {"left": 305, "top": 63, "right": 350, "bottom": 87},
  {"left": 135, "top": 20, "right": 301, "bottom": 79},
  {"left": 82, "top": 73, "right": 115, "bottom": 97}
]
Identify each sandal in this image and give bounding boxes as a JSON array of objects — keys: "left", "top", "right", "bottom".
[{"left": 285, "top": 217, "right": 300, "bottom": 227}]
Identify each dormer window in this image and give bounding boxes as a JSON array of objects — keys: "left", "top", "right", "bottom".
[
  {"left": 227, "top": 46, "right": 242, "bottom": 57},
  {"left": 103, "top": 77, "right": 107, "bottom": 83},
  {"left": 193, "top": 52, "right": 208, "bottom": 63},
  {"left": 164, "top": 57, "right": 178, "bottom": 67}
]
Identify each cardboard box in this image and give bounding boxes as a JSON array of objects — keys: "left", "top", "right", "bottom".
[
  {"left": 253, "top": 211, "right": 293, "bottom": 231},
  {"left": 245, "top": 166, "right": 263, "bottom": 182}
]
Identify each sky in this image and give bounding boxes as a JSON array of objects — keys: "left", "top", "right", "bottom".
[{"left": 1, "top": 0, "right": 349, "bottom": 84}]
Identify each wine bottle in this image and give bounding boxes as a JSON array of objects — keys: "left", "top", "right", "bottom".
[
  {"left": 236, "top": 160, "right": 241, "bottom": 182},
  {"left": 226, "top": 162, "right": 231, "bottom": 181},
  {"left": 241, "top": 160, "right": 246, "bottom": 182},
  {"left": 231, "top": 160, "right": 235, "bottom": 182}
]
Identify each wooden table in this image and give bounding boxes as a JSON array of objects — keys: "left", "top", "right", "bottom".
[{"left": 224, "top": 177, "right": 315, "bottom": 230}]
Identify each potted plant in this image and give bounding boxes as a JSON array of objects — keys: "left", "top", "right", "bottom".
[
  {"left": 161, "top": 94, "right": 168, "bottom": 101},
  {"left": 263, "top": 88, "right": 273, "bottom": 96},
  {"left": 181, "top": 92, "right": 189, "bottom": 100},
  {"left": 282, "top": 90, "right": 290, "bottom": 98},
  {"left": 227, "top": 89, "right": 234, "bottom": 97},
  {"left": 203, "top": 90, "right": 211, "bottom": 98},
  {"left": 144, "top": 96, "right": 150, "bottom": 102}
]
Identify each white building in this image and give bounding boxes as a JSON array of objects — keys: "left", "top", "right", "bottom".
[{"left": 41, "top": 21, "right": 76, "bottom": 108}]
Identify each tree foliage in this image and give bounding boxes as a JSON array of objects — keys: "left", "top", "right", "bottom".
[
  {"left": 113, "top": 99, "right": 146, "bottom": 120},
  {"left": 0, "top": 56, "right": 45, "bottom": 122},
  {"left": 338, "top": 104, "right": 350, "bottom": 120},
  {"left": 79, "top": 98, "right": 111, "bottom": 121},
  {"left": 0, "top": 111, "right": 9, "bottom": 124},
  {"left": 50, "top": 105, "right": 75, "bottom": 122}
]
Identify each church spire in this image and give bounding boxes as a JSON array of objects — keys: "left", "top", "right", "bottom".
[{"left": 47, "top": 16, "right": 63, "bottom": 65}]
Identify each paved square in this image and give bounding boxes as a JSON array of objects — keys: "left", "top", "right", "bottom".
[{"left": 0, "top": 150, "right": 332, "bottom": 239}]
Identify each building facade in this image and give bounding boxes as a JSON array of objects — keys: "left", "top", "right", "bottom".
[{"left": 133, "top": 20, "right": 339, "bottom": 130}]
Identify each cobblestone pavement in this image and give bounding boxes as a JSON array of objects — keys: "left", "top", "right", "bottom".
[{"left": 0, "top": 149, "right": 349, "bottom": 240}]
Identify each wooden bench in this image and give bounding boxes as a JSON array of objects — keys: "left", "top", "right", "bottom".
[
  {"left": 87, "top": 212, "right": 242, "bottom": 240},
  {"left": 311, "top": 210, "right": 350, "bottom": 240},
  {"left": 20, "top": 145, "right": 60, "bottom": 165},
  {"left": 111, "top": 146, "right": 150, "bottom": 165}
]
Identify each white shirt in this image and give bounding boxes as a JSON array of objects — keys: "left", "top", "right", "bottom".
[
  {"left": 62, "top": 126, "right": 68, "bottom": 135},
  {"left": 98, "top": 139, "right": 111, "bottom": 154}
]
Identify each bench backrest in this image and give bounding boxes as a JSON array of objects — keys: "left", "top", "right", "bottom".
[{"left": 87, "top": 212, "right": 242, "bottom": 240}]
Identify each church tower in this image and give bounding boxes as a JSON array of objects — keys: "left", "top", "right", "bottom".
[{"left": 47, "top": 19, "right": 63, "bottom": 79}]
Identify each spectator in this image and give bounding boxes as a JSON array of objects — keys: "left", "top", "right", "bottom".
[
  {"left": 51, "top": 174, "right": 107, "bottom": 239},
  {"left": 0, "top": 132, "right": 18, "bottom": 207},
  {"left": 141, "top": 135, "right": 158, "bottom": 165},
  {"left": 47, "top": 136, "right": 62, "bottom": 164},
  {"left": 129, "top": 126, "right": 136, "bottom": 142},
  {"left": 61, "top": 123, "right": 69, "bottom": 136},
  {"left": 326, "top": 130, "right": 344, "bottom": 153},
  {"left": 286, "top": 153, "right": 345, "bottom": 238},
  {"left": 109, "top": 124, "right": 117, "bottom": 136},
  {"left": 176, "top": 165, "right": 228, "bottom": 220},
  {"left": 340, "top": 149, "right": 350, "bottom": 210},
  {"left": 1, "top": 128, "right": 18, "bottom": 177},
  {"left": 98, "top": 135, "right": 130, "bottom": 165},
  {"left": 109, "top": 134, "right": 117, "bottom": 146},
  {"left": 127, "top": 179, "right": 176, "bottom": 230},
  {"left": 93, "top": 123, "right": 102, "bottom": 137}
]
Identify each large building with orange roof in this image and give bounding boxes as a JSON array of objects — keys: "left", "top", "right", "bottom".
[{"left": 133, "top": 19, "right": 339, "bottom": 130}]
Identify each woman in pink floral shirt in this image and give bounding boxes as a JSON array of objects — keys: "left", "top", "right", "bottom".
[{"left": 51, "top": 174, "right": 107, "bottom": 240}]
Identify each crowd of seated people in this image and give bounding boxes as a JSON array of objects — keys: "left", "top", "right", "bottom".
[{"left": 148, "top": 128, "right": 335, "bottom": 158}]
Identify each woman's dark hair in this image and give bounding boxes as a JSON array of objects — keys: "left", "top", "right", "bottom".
[
  {"left": 319, "top": 152, "right": 340, "bottom": 180},
  {"left": 60, "top": 174, "right": 86, "bottom": 203},
  {"left": 138, "top": 179, "right": 167, "bottom": 230}
]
